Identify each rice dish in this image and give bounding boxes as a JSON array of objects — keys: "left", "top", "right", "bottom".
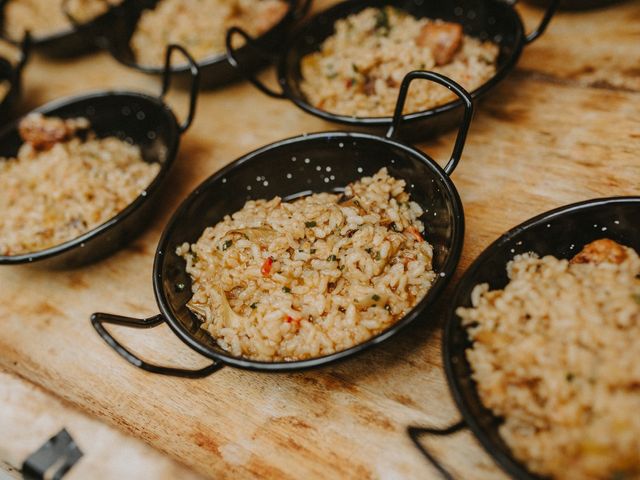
[
  {"left": 300, "top": 6, "right": 499, "bottom": 117},
  {"left": 0, "top": 114, "right": 160, "bottom": 255},
  {"left": 131, "top": 0, "right": 289, "bottom": 67},
  {"left": 177, "top": 168, "right": 436, "bottom": 361},
  {"left": 457, "top": 239, "right": 640, "bottom": 480},
  {"left": 3, "top": 0, "right": 122, "bottom": 40}
]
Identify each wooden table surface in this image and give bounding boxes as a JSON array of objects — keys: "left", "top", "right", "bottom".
[{"left": 1, "top": 1, "right": 639, "bottom": 478}]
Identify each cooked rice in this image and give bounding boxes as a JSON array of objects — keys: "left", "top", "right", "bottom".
[
  {"left": 177, "top": 168, "right": 436, "bottom": 362},
  {"left": 457, "top": 245, "right": 640, "bottom": 479},
  {"left": 300, "top": 7, "right": 499, "bottom": 117},
  {"left": 0, "top": 114, "right": 160, "bottom": 256},
  {"left": 3, "top": 0, "right": 122, "bottom": 40},
  {"left": 130, "top": 0, "right": 289, "bottom": 67}
]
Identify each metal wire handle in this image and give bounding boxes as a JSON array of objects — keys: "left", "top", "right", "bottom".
[
  {"left": 525, "top": 0, "right": 560, "bottom": 44},
  {"left": 226, "top": 26, "right": 287, "bottom": 99},
  {"left": 161, "top": 44, "right": 201, "bottom": 133},
  {"left": 91, "top": 312, "right": 222, "bottom": 378},
  {"left": 16, "top": 31, "right": 31, "bottom": 74},
  {"left": 408, "top": 421, "right": 467, "bottom": 480},
  {"left": 386, "top": 70, "right": 474, "bottom": 176}
]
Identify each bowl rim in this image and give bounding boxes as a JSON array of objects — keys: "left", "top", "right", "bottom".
[
  {"left": 442, "top": 195, "right": 640, "bottom": 479},
  {"left": 0, "top": 89, "right": 181, "bottom": 265},
  {"left": 153, "top": 130, "right": 465, "bottom": 371},
  {"left": 109, "top": 0, "right": 302, "bottom": 74},
  {"left": 276, "top": 0, "right": 527, "bottom": 127}
]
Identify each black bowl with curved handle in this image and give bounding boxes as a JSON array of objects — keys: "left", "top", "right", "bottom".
[
  {"left": 0, "top": 0, "right": 135, "bottom": 57},
  {"left": 408, "top": 196, "right": 640, "bottom": 479},
  {"left": 0, "top": 33, "right": 29, "bottom": 122},
  {"left": 91, "top": 71, "right": 471, "bottom": 376},
  {"left": 0, "top": 44, "right": 200, "bottom": 268},
  {"left": 227, "top": 0, "right": 559, "bottom": 139},
  {"left": 106, "top": 0, "right": 311, "bottom": 89}
]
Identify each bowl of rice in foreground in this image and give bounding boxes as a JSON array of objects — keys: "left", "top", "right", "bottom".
[
  {"left": 90, "top": 71, "right": 470, "bottom": 375},
  {"left": 0, "top": 45, "right": 200, "bottom": 267},
  {"left": 409, "top": 197, "right": 640, "bottom": 480},
  {"left": 226, "top": 0, "right": 558, "bottom": 137}
]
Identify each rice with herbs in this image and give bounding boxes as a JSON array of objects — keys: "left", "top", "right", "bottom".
[
  {"left": 300, "top": 6, "right": 499, "bottom": 117},
  {"left": 457, "top": 243, "right": 640, "bottom": 480},
  {"left": 0, "top": 114, "right": 160, "bottom": 256},
  {"left": 177, "top": 168, "right": 436, "bottom": 362},
  {"left": 3, "top": 0, "right": 122, "bottom": 40},
  {"left": 130, "top": 0, "right": 289, "bottom": 67}
]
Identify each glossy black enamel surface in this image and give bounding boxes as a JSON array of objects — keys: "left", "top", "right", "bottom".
[
  {"left": 151, "top": 132, "right": 464, "bottom": 371},
  {"left": 107, "top": 0, "right": 308, "bottom": 89},
  {"left": 527, "top": 0, "right": 624, "bottom": 10},
  {"left": 441, "top": 197, "right": 640, "bottom": 479},
  {"left": 0, "top": 91, "right": 181, "bottom": 267},
  {"left": 0, "top": 0, "right": 135, "bottom": 57},
  {"left": 231, "top": 0, "right": 556, "bottom": 137}
]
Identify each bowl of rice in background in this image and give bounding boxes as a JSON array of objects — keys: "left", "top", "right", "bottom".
[
  {"left": 90, "top": 70, "right": 470, "bottom": 376},
  {"left": 0, "top": 0, "right": 133, "bottom": 57},
  {"left": 107, "top": 0, "right": 311, "bottom": 89},
  {"left": 409, "top": 196, "right": 640, "bottom": 480},
  {"left": 227, "top": 0, "right": 558, "bottom": 138},
  {"left": 0, "top": 44, "right": 200, "bottom": 267}
]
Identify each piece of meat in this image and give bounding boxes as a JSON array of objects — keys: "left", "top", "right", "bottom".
[
  {"left": 18, "top": 113, "right": 89, "bottom": 151},
  {"left": 416, "top": 22, "right": 463, "bottom": 66},
  {"left": 570, "top": 238, "right": 628, "bottom": 265}
]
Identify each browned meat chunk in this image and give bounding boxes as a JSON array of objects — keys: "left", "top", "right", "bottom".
[
  {"left": 18, "top": 113, "right": 89, "bottom": 151},
  {"left": 416, "top": 22, "right": 463, "bottom": 66},
  {"left": 570, "top": 238, "right": 628, "bottom": 265}
]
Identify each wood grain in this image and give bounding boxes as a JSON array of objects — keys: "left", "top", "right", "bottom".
[
  {"left": 0, "top": 370, "right": 203, "bottom": 479},
  {"left": 0, "top": 1, "right": 638, "bottom": 478}
]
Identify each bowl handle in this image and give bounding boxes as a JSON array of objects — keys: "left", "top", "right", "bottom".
[
  {"left": 91, "top": 312, "right": 223, "bottom": 378},
  {"left": 226, "top": 26, "right": 287, "bottom": 99},
  {"left": 292, "top": 0, "right": 313, "bottom": 20},
  {"left": 408, "top": 421, "right": 467, "bottom": 479},
  {"left": 16, "top": 31, "right": 30, "bottom": 74},
  {"left": 525, "top": 0, "right": 560, "bottom": 44},
  {"left": 160, "top": 44, "right": 201, "bottom": 133},
  {"left": 386, "top": 71, "right": 473, "bottom": 176}
]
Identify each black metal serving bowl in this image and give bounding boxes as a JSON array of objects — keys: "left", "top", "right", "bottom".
[
  {"left": 0, "top": 0, "right": 135, "bottom": 57},
  {"left": 0, "top": 34, "right": 29, "bottom": 123},
  {"left": 91, "top": 71, "right": 470, "bottom": 377},
  {"left": 0, "top": 45, "right": 199, "bottom": 268},
  {"left": 227, "top": 0, "right": 559, "bottom": 139},
  {"left": 409, "top": 196, "right": 640, "bottom": 479},
  {"left": 526, "top": 0, "right": 625, "bottom": 10},
  {"left": 107, "top": 0, "right": 311, "bottom": 89}
]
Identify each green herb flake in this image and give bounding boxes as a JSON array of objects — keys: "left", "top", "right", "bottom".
[
  {"left": 221, "top": 239, "right": 233, "bottom": 251},
  {"left": 310, "top": 248, "right": 316, "bottom": 254},
  {"left": 633, "top": 293, "right": 640, "bottom": 305},
  {"left": 390, "top": 222, "right": 400, "bottom": 232},
  {"left": 305, "top": 221, "right": 317, "bottom": 228},
  {"left": 372, "top": 294, "right": 380, "bottom": 302},
  {"left": 374, "top": 8, "right": 390, "bottom": 32},
  {"left": 566, "top": 372, "right": 575, "bottom": 382},
  {"left": 365, "top": 248, "right": 372, "bottom": 254},
  {"left": 351, "top": 63, "right": 359, "bottom": 73},
  {"left": 327, "top": 254, "right": 337, "bottom": 262},
  {"left": 375, "top": 251, "right": 381, "bottom": 261},
  {"left": 250, "top": 302, "right": 258, "bottom": 309},
  {"left": 282, "top": 286, "right": 291, "bottom": 293}
]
